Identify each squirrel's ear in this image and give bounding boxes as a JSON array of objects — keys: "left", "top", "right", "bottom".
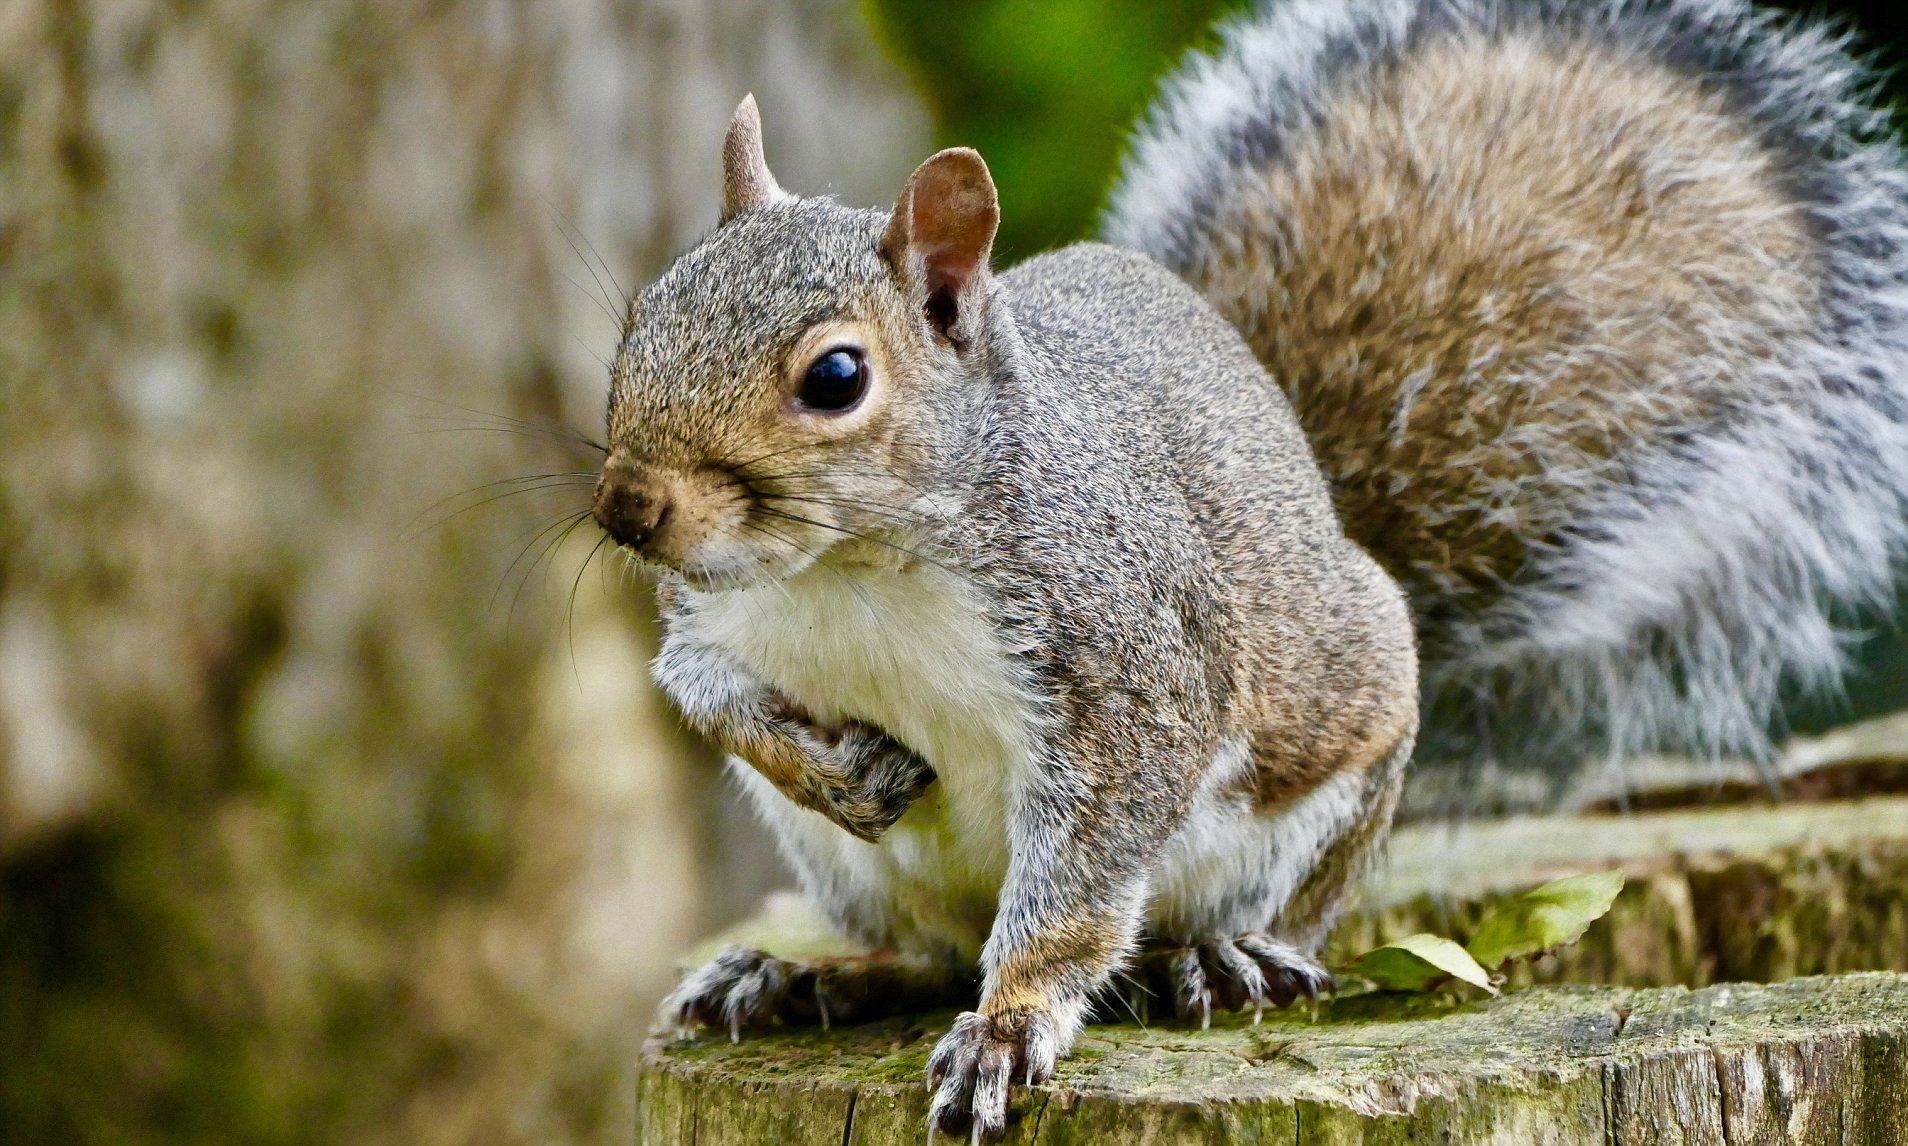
[
  {"left": 882, "top": 148, "right": 999, "bottom": 346},
  {"left": 721, "top": 94, "right": 787, "bottom": 222}
]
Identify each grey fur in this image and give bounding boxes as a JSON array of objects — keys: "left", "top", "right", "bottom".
[
  {"left": 609, "top": 183, "right": 1415, "bottom": 1136},
  {"left": 1106, "top": 0, "right": 1908, "bottom": 803},
  {"left": 604, "top": 2, "right": 1908, "bottom": 1122}
]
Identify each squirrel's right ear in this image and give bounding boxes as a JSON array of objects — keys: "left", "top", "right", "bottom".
[
  {"left": 721, "top": 94, "right": 787, "bottom": 222},
  {"left": 882, "top": 148, "right": 998, "bottom": 347}
]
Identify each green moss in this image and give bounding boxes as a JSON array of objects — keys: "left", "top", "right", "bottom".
[{"left": 644, "top": 976, "right": 1908, "bottom": 1143}]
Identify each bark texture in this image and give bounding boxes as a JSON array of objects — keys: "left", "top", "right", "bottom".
[
  {"left": 638, "top": 974, "right": 1908, "bottom": 1144},
  {"left": 0, "top": 3, "right": 923, "bottom": 1143},
  {"left": 651, "top": 799, "right": 1908, "bottom": 1142}
]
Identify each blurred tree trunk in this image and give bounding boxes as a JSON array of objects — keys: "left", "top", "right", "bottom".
[{"left": 0, "top": 2, "right": 925, "bottom": 1143}]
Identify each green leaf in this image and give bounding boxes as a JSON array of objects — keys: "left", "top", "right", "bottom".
[
  {"left": 1465, "top": 870, "right": 1626, "bottom": 970},
  {"left": 1352, "top": 933, "right": 1497, "bottom": 994}
]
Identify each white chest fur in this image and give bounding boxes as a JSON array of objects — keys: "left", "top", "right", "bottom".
[{"left": 678, "top": 558, "right": 1036, "bottom": 952}]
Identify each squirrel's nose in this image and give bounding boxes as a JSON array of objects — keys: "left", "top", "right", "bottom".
[{"left": 592, "top": 465, "right": 672, "bottom": 550}]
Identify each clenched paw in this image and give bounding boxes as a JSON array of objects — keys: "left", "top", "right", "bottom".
[
  {"left": 925, "top": 1008, "right": 1058, "bottom": 1142},
  {"left": 804, "top": 721, "right": 936, "bottom": 841},
  {"left": 655, "top": 945, "right": 800, "bottom": 1043},
  {"left": 1149, "top": 933, "right": 1331, "bottom": 1027},
  {"left": 770, "top": 695, "right": 936, "bottom": 841}
]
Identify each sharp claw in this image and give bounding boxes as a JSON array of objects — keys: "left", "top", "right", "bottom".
[{"left": 927, "top": 1086, "right": 964, "bottom": 1136}]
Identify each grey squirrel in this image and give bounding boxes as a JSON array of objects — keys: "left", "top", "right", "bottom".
[{"left": 592, "top": 0, "right": 1908, "bottom": 1137}]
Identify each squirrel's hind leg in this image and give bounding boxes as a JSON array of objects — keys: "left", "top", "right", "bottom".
[
  {"left": 656, "top": 945, "right": 970, "bottom": 1042},
  {"left": 1269, "top": 735, "right": 1411, "bottom": 955},
  {"left": 1143, "top": 731, "right": 1412, "bottom": 1025}
]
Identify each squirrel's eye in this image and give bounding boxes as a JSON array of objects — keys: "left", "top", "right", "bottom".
[{"left": 796, "top": 349, "right": 868, "bottom": 413}]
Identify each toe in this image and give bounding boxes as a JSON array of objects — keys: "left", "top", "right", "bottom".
[
  {"left": 653, "top": 946, "right": 794, "bottom": 1039},
  {"left": 927, "top": 1013, "right": 986, "bottom": 1132},
  {"left": 1207, "top": 940, "right": 1267, "bottom": 1013},
  {"left": 1166, "top": 945, "right": 1208, "bottom": 1023},
  {"left": 923, "top": 1008, "right": 1051, "bottom": 1141},
  {"left": 1020, "top": 1010, "right": 1058, "bottom": 1085},
  {"left": 970, "top": 1044, "right": 1014, "bottom": 1140},
  {"left": 1237, "top": 934, "right": 1332, "bottom": 1007}
]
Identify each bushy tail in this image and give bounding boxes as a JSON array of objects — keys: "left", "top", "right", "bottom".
[{"left": 1104, "top": 0, "right": 1908, "bottom": 808}]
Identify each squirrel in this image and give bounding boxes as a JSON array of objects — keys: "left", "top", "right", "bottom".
[{"left": 591, "top": 0, "right": 1908, "bottom": 1138}]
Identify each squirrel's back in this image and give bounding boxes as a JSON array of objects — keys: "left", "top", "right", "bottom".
[{"left": 1106, "top": 0, "right": 1908, "bottom": 803}]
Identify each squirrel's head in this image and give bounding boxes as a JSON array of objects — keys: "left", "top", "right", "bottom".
[{"left": 595, "top": 95, "right": 999, "bottom": 590}]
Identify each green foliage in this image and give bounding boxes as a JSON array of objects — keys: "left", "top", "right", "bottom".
[
  {"left": 864, "top": 0, "right": 1247, "bottom": 263},
  {"left": 1350, "top": 871, "right": 1624, "bottom": 995},
  {"left": 1466, "top": 871, "right": 1626, "bottom": 971}
]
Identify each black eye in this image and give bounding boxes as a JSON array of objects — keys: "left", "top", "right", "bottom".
[{"left": 796, "top": 349, "right": 868, "bottom": 413}]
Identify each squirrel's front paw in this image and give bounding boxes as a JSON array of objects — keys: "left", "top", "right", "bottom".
[
  {"left": 798, "top": 721, "right": 936, "bottom": 842},
  {"left": 925, "top": 1007, "right": 1058, "bottom": 1141},
  {"left": 654, "top": 945, "right": 797, "bottom": 1043}
]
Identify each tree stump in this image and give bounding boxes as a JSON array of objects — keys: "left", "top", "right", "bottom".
[
  {"left": 1337, "top": 796, "right": 1908, "bottom": 989},
  {"left": 637, "top": 973, "right": 1908, "bottom": 1143},
  {"left": 644, "top": 791, "right": 1908, "bottom": 1142}
]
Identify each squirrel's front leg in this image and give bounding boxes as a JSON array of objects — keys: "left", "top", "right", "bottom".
[
  {"left": 651, "top": 633, "right": 934, "bottom": 841},
  {"left": 926, "top": 736, "right": 1195, "bottom": 1140}
]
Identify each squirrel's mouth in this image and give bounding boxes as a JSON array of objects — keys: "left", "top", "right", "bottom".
[{"left": 591, "top": 456, "right": 849, "bottom": 591}]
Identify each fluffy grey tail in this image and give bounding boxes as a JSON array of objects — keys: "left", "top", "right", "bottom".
[{"left": 1104, "top": 0, "right": 1908, "bottom": 809}]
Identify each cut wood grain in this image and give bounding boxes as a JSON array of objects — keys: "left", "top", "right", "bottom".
[{"left": 638, "top": 974, "right": 1908, "bottom": 1144}]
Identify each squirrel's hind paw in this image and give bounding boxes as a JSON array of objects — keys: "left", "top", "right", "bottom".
[{"left": 1146, "top": 933, "right": 1331, "bottom": 1026}]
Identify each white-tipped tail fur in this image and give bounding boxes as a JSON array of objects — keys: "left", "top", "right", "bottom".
[{"left": 1106, "top": 0, "right": 1908, "bottom": 806}]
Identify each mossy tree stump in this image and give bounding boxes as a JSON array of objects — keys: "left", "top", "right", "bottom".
[
  {"left": 637, "top": 974, "right": 1908, "bottom": 1143},
  {"left": 643, "top": 794, "right": 1908, "bottom": 1142}
]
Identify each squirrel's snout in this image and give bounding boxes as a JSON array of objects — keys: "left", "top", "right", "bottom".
[{"left": 592, "top": 466, "right": 671, "bottom": 552}]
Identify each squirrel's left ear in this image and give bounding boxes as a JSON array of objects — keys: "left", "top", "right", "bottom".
[
  {"left": 721, "top": 94, "right": 787, "bottom": 222},
  {"left": 883, "top": 148, "right": 999, "bottom": 347}
]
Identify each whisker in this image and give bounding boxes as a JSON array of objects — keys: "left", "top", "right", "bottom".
[
  {"left": 742, "top": 466, "right": 933, "bottom": 497},
  {"left": 751, "top": 490, "right": 920, "bottom": 525},
  {"left": 563, "top": 271, "right": 623, "bottom": 328},
  {"left": 567, "top": 532, "right": 614, "bottom": 688},
  {"left": 411, "top": 482, "right": 593, "bottom": 539},
  {"left": 547, "top": 201, "right": 629, "bottom": 307},
  {"left": 571, "top": 331, "right": 614, "bottom": 374},
  {"left": 506, "top": 512, "right": 600, "bottom": 640},
  {"left": 736, "top": 518, "right": 881, "bottom": 617},
  {"left": 750, "top": 506, "right": 957, "bottom": 575},
  {"left": 409, "top": 423, "right": 590, "bottom": 451},
  {"left": 493, "top": 509, "right": 592, "bottom": 618},
  {"left": 403, "top": 394, "right": 609, "bottom": 455},
  {"left": 1102, "top": 972, "right": 1152, "bottom": 1030},
  {"left": 550, "top": 210, "right": 624, "bottom": 328},
  {"left": 725, "top": 438, "right": 831, "bottom": 478},
  {"left": 407, "top": 473, "right": 597, "bottom": 538}
]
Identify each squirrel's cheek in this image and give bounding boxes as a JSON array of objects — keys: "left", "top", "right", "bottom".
[
  {"left": 666, "top": 502, "right": 824, "bottom": 589},
  {"left": 644, "top": 501, "right": 741, "bottom": 571}
]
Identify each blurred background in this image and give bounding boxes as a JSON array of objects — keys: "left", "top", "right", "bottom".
[{"left": 3, "top": 1, "right": 1906, "bottom": 1143}]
